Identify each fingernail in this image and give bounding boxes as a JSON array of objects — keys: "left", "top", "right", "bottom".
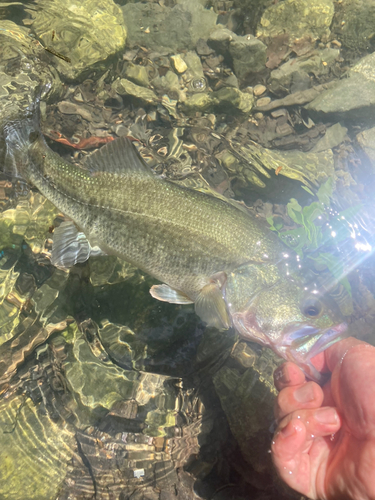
[
  {"left": 274, "top": 365, "right": 290, "bottom": 384},
  {"left": 294, "top": 383, "right": 315, "bottom": 403},
  {"left": 280, "top": 422, "right": 295, "bottom": 438},
  {"left": 315, "top": 407, "right": 338, "bottom": 425}
]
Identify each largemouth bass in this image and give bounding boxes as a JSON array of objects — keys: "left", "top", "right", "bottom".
[{"left": 2, "top": 97, "right": 346, "bottom": 381}]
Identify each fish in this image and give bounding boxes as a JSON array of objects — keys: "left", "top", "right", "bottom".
[{"left": 2, "top": 94, "right": 346, "bottom": 382}]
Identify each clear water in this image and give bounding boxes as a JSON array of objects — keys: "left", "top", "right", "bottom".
[{"left": 0, "top": 0, "right": 375, "bottom": 498}]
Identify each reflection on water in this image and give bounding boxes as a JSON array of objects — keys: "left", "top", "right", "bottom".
[{"left": 1, "top": 0, "right": 375, "bottom": 498}]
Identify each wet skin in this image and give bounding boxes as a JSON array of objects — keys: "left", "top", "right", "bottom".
[{"left": 272, "top": 337, "right": 375, "bottom": 500}]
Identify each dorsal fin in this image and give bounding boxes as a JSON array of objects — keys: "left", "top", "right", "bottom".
[{"left": 83, "top": 136, "right": 153, "bottom": 176}]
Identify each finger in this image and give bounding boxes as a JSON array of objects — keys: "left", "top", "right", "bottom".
[
  {"left": 325, "top": 337, "right": 365, "bottom": 372},
  {"left": 272, "top": 418, "right": 311, "bottom": 495},
  {"left": 275, "top": 381, "right": 324, "bottom": 421},
  {"left": 277, "top": 406, "right": 341, "bottom": 444},
  {"left": 274, "top": 362, "right": 306, "bottom": 391},
  {"left": 322, "top": 380, "right": 335, "bottom": 407},
  {"left": 272, "top": 407, "right": 341, "bottom": 495},
  {"left": 328, "top": 342, "right": 375, "bottom": 438}
]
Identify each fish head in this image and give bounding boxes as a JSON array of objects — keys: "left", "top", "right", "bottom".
[{"left": 225, "top": 262, "right": 347, "bottom": 382}]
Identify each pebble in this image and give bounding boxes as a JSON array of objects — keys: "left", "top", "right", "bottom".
[
  {"left": 73, "top": 92, "right": 84, "bottom": 103},
  {"left": 254, "top": 84, "right": 267, "bottom": 96},
  {"left": 271, "top": 108, "right": 287, "bottom": 118},
  {"left": 256, "top": 96, "right": 271, "bottom": 107},
  {"left": 170, "top": 54, "right": 188, "bottom": 74}
]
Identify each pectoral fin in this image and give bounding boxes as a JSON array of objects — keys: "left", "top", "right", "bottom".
[
  {"left": 150, "top": 284, "right": 194, "bottom": 304},
  {"left": 51, "top": 220, "right": 105, "bottom": 269},
  {"left": 195, "top": 283, "right": 230, "bottom": 330}
]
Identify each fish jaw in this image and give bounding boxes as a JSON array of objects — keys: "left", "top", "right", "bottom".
[
  {"left": 232, "top": 309, "right": 347, "bottom": 383},
  {"left": 276, "top": 322, "right": 348, "bottom": 383}
]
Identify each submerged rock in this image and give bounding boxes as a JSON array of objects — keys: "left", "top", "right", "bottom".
[
  {"left": 124, "top": 62, "right": 150, "bottom": 88},
  {"left": 25, "top": 0, "right": 127, "bottom": 81},
  {"left": 170, "top": 54, "right": 188, "bottom": 74},
  {"left": 257, "top": 0, "right": 334, "bottom": 41},
  {"left": 64, "top": 325, "right": 177, "bottom": 435},
  {"left": 229, "top": 36, "right": 267, "bottom": 80},
  {"left": 207, "top": 27, "right": 235, "bottom": 54},
  {"left": 305, "top": 52, "right": 375, "bottom": 122},
  {"left": 311, "top": 123, "right": 348, "bottom": 153},
  {"left": 269, "top": 48, "right": 340, "bottom": 95},
  {"left": 0, "top": 20, "right": 62, "bottom": 158},
  {"left": 113, "top": 77, "right": 158, "bottom": 105},
  {"left": 208, "top": 28, "right": 267, "bottom": 80},
  {"left": 233, "top": 0, "right": 275, "bottom": 33},
  {"left": 219, "top": 140, "right": 335, "bottom": 190},
  {"left": 212, "top": 341, "right": 279, "bottom": 475},
  {"left": 122, "top": 0, "right": 217, "bottom": 53},
  {"left": 0, "top": 394, "right": 76, "bottom": 500},
  {"left": 181, "top": 86, "right": 254, "bottom": 114},
  {"left": 152, "top": 71, "right": 184, "bottom": 101},
  {"left": 357, "top": 127, "right": 375, "bottom": 172},
  {"left": 334, "top": 0, "right": 375, "bottom": 51}
]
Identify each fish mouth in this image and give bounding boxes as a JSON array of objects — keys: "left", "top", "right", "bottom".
[
  {"left": 279, "top": 322, "right": 348, "bottom": 382},
  {"left": 281, "top": 322, "right": 348, "bottom": 359},
  {"left": 232, "top": 310, "right": 348, "bottom": 383}
]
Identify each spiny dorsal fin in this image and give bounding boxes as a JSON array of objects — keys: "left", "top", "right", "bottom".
[
  {"left": 83, "top": 136, "right": 153, "bottom": 176},
  {"left": 170, "top": 176, "right": 251, "bottom": 215}
]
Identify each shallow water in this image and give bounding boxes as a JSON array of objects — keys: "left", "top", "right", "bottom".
[{"left": 1, "top": 0, "right": 375, "bottom": 498}]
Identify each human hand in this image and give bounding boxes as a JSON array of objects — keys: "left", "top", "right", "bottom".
[{"left": 272, "top": 337, "right": 375, "bottom": 499}]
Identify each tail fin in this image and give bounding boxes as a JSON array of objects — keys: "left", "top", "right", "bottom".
[{"left": 1, "top": 85, "right": 47, "bottom": 180}]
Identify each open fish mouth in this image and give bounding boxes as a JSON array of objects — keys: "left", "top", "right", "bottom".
[
  {"left": 232, "top": 310, "right": 348, "bottom": 383},
  {"left": 279, "top": 322, "right": 348, "bottom": 382}
]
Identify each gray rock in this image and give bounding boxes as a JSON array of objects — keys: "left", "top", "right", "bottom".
[
  {"left": 357, "top": 127, "right": 375, "bottom": 172},
  {"left": 112, "top": 78, "right": 158, "bottom": 105},
  {"left": 0, "top": 21, "right": 63, "bottom": 173},
  {"left": 180, "top": 86, "right": 254, "bottom": 115},
  {"left": 306, "top": 52, "right": 375, "bottom": 122},
  {"left": 152, "top": 71, "right": 184, "bottom": 101},
  {"left": 207, "top": 27, "right": 236, "bottom": 54},
  {"left": 124, "top": 62, "right": 150, "bottom": 88},
  {"left": 215, "top": 87, "right": 254, "bottom": 113},
  {"left": 229, "top": 36, "right": 267, "bottom": 79},
  {"left": 212, "top": 341, "right": 279, "bottom": 474},
  {"left": 184, "top": 50, "right": 205, "bottom": 79},
  {"left": 0, "top": 393, "right": 76, "bottom": 500},
  {"left": 334, "top": 0, "right": 375, "bottom": 51},
  {"left": 269, "top": 48, "right": 340, "bottom": 94},
  {"left": 257, "top": 0, "right": 334, "bottom": 41},
  {"left": 25, "top": 0, "right": 127, "bottom": 82},
  {"left": 208, "top": 28, "right": 267, "bottom": 80},
  {"left": 233, "top": 0, "right": 275, "bottom": 33},
  {"left": 349, "top": 51, "right": 375, "bottom": 81},
  {"left": 311, "top": 123, "right": 348, "bottom": 152},
  {"left": 122, "top": 0, "right": 217, "bottom": 53}
]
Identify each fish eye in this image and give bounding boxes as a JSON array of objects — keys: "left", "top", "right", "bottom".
[{"left": 301, "top": 298, "right": 323, "bottom": 318}]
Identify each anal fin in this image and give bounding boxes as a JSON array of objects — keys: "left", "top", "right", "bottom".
[
  {"left": 51, "top": 221, "right": 105, "bottom": 269},
  {"left": 195, "top": 282, "right": 230, "bottom": 330},
  {"left": 150, "top": 284, "right": 193, "bottom": 304}
]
